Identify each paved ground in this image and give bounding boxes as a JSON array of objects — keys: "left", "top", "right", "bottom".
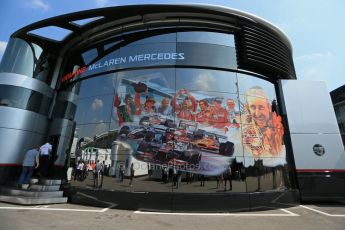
[{"left": 1, "top": 202, "right": 345, "bottom": 230}]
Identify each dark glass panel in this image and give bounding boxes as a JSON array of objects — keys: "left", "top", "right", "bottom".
[
  {"left": 176, "top": 43, "right": 237, "bottom": 69},
  {"left": 177, "top": 31, "right": 235, "bottom": 47},
  {"left": 52, "top": 101, "right": 77, "bottom": 120},
  {"left": 129, "top": 33, "right": 176, "bottom": 46},
  {"left": 0, "top": 85, "right": 51, "bottom": 115},
  {"left": 77, "top": 74, "right": 115, "bottom": 99}
]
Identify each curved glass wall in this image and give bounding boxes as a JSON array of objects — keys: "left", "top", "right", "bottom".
[
  {"left": 62, "top": 31, "right": 292, "bottom": 195},
  {"left": 0, "top": 85, "right": 51, "bottom": 115},
  {"left": 0, "top": 38, "right": 54, "bottom": 84}
]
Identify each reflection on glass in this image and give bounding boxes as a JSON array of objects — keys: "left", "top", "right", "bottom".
[
  {"left": 74, "top": 95, "right": 114, "bottom": 125},
  {"left": 128, "top": 33, "right": 176, "bottom": 46},
  {"left": 0, "top": 85, "right": 51, "bottom": 115},
  {"left": 176, "top": 43, "right": 237, "bottom": 69},
  {"left": 112, "top": 69, "right": 176, "bottom": 129},
  {"left": 69, "top": 69, "right": 292, "bottom": 193},
  {"left": 177, "top": 31, "right": 235, "bottom": 47},
  {"left": 245, "top": 161, "right": 290, "bottom": 192},
  {"left": 237, "top": 73, "right": 276, "bottom": 100},
  {"left": 77, "top": 74, "right": 115, "bottom": 99},
  {"left": 176, "top": 69, "right": 237, "bottom": 93},
  {"left": 81, "top": 48, "right": 98, "bottom": 65},
  {"left": 0, "top": 38, "right": 37, "bottom": 78}
]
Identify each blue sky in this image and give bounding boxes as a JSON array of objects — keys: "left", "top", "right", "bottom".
[{"left": 1, "top": 0, "right": 344, "bottom": 91}]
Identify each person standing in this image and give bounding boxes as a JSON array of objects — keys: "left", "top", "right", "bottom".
[
  {"left": 93, "top": 160, "right": 102, "bottom": 188},
  {"left": 157, "top": 97, "right": 174, "bottom": 116},
  {"left": 209, "top": 97, "right": 230, "bottom": 129},
  {"left": 119, "top": 165, "right": 124, "bottom": 182},
  {"left": 171, "top": 88, "right": 197, "bottom": 121},
  {"left": 39, "top": 141, "right": 52, "bottom": 178},
  {"left": 18, "top": 146, "right": 40, "bottom": 188},
  {"left": 223, "top": 165, "right": 232, "bottom": 191},
  {"left": 129, "top": 163, "right": 135, "bottom": 186},
  {"left": 200, "top": 174, "right": 205, "bottom": 187}
]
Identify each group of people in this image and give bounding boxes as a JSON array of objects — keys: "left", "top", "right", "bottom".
[
  {"left": 73, "top": 159, "right": 113, "bottom": 188},
  {"left": 18, "top": 141, "right": 53, "bottom": 188},
  {"left": 114, "top": 83, "right": 239, "bottom": 131}
]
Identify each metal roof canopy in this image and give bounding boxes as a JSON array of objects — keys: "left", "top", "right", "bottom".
[
  {"left": 12, "top": 4, "right": 292, "bottom": 49},
  {"left": 11, "top": 4, "right": 296, "bottom": 80}
]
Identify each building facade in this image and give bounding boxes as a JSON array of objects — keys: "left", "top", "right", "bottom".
[
  {"left": 0, "top": 4, "right": 344, "bottom": 211},
  {"left": 331, "top": 85, "right": 345, "bottom": 146}
]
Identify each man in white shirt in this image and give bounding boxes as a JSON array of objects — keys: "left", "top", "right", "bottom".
[{"left": 39, "top": 141, "right": 52, "bottom": 178}]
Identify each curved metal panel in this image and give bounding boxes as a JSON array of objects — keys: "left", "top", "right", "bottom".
[
  {"left": 0, "top": 107, "right": 48, "bottom": 134},
  {"left": 0, "top": 72, "right": 53, "bottom": 97},
  {"left": 0, "top": 128, "right": 45, "bottom": 164}
]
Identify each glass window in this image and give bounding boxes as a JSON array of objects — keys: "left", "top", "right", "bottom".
[
  {"left": 119, "top": 43, "right": 177, "bottom": 70},
  {"left": 176, "top": 43, "right": 237, "bottom": 69},
  {"left": 63, "top": 29, "right": 295, "bottom": 193},
  {"left": 104, "top": 40, "right": 122, "bottom": 51},
  {"left": 111, "top": 69, "right": 176, "bottom": 130},
  {"left": 0, "top": 38, "right": 36, "bottom": 77},
  {"left": 237, "top": 73, "right": 276, "bottom": 101},
  {"left": 177, "top": 31, "right": 235, "bottom": 47},
  {"left": 74, "top": 95, "right": 114, "bottom": 125},
  {"left": 81, "top": 48, "right": 98, "bottom": 65},
  {"left": 0, "top": 38, "right": 54, "bottom": 84},
  {"left": 237, "top": 74, "right": 286, "bottom": 169},
  {"left": 67, "top": 68, "right": 293, "bottom": 193},
  {"left": 52, "top": 101, "right": 77, "bottom": 120},
  {"left": 176, "top": 69, "right": 238, "bottom": 93},
  {"left": 245, "top": 162, "right": 290, "bottom": 192},
  {"left": 75, "top": 123, "right": 110, "bottom": 141},
  {"left": 61, "top": 31, "right": 238, "bottom": 86},
  {"left": 128, "top": 33, "right": 176, "bottom": 46},
  {"left": 77, "top": 74, "right": 115, "bottom": 99}
]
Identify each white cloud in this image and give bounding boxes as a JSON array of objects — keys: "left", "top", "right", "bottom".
[
  {"left": 0, "top": 41, "right": 7, "bottom": 60},
  {"left": 95, "top": 0, "right": 109, "bottom": 7},
  {"left": 26, "top": 0, "right": 49, "bottom": 11},
  {"left": 294, "top": 51, "right": 340, "bottom": 90},
  {"left": 296, "top": 52, "right": 335, "bottom": 62},
  {"left": 92, "top": 98, "right": 103, "bottom": 110},
  {"left": 195, "top": 72, "right": 217, "bottom": 91}
]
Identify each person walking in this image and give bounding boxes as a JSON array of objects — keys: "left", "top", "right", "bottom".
[
  {"left": 39, "top": 141, "right": 52, "bottom": 178},
  {"left": 18, "top": 146, "right": 40, "bottom": 189}
]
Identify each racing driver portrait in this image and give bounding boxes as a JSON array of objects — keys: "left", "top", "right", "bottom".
[{"left": 242, "top": 86, "right": 285, "bottom": 158}]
